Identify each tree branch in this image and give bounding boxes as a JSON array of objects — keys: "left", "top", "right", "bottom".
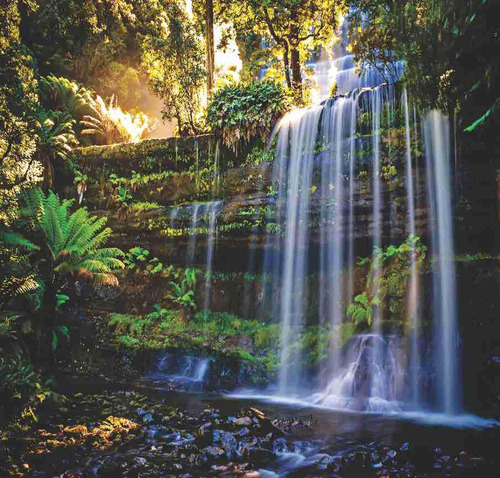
[{"left": 1, "top": 138, "right": 13, "bottom": 164}]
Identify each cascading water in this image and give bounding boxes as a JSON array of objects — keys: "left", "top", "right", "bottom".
[
  {"left": 146, "top": 352, "right": 210, "bottom": 390},
  {"left": 403, "top": 88, "right": 422, "bottom": 408},
  {"left": 313, "top": 334, "right": 405, "bottom": 412},
  {"left": 203, "top": 201, "right": 222, "bottom": 311},
  {"left": 186, "top": 203, "right": 201, "bottom": 267},
  {"left": 423, "top": 111, "right": 459, "bottom": 415},
  {"left": 275, "top": 106, "right": 323, "bottom": 395},
  {"left": 259, "top": 45, "right": 462, "bottom": 417},
  {"left": 180, "top": 201, "right": 222, "bottom": 309}
]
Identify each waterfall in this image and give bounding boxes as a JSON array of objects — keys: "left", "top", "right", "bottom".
[
  {"left": 403, "top": 88, "right": 421, "bottom": 408},
  {"left": 182, "top": 201, "right": 222, "bottom": 309},
  {"left": 261, "top": 52, "right": 461, "bottom": 415},
  {"left": 318, "top": 96, "right": 351, "bottom": 386},
  {"left": 186, "top": 203, "right": 201, "bottom": 267},
  {"left": 424, "top": 111, "right": 459, "bottom": 415},
  {"left": 203, "top": 201, "right": 222, "bottom": 311},
  {"left": 276, "top": 106, "right": 323, "bottom": 395}
]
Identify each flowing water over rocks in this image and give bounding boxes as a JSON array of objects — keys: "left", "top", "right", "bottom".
[
  {"left": 144, "top": 352, "right": 211, "bottom": 391},
  {"left": 1, "top": 387, "right": 498, "bottom": 478}
]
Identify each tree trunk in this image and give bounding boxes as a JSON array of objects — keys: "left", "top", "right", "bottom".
[
  {"left": 290, "top": 48, "right": 302, "bottom": 98},
  {"left": 205, "top": 0, "right": 215, "bottom": 96},
  {"left": 283, "top": 41, "right": 292, "bottom": 89}
]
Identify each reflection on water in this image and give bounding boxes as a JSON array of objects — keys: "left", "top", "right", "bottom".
[{"left": 154, "top": 390, "right": 499, "bottom": 477}]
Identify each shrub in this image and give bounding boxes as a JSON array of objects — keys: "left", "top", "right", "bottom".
[{"left": 207, "top": 81, "right": 290, "bottom": 151}]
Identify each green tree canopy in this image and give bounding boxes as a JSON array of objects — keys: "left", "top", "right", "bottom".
[{"left": 216, "top": 0, "right": 346, "bottom": 100}]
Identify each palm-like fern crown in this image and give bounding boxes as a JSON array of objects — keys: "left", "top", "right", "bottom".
[
  {"left": 39, "top": 75, "right": 92, "bottom": 120},
  {"left": 37, "top": 110, "right": 79, "bottom": 160},
  {"left": 80, "top": 94, "right": 152, "bottom": 144},
  {"left": 1, "top": 188, "right": 124, "bottom": 301}
]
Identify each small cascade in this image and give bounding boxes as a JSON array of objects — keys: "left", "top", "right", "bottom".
[
  {"left": 310, "top": 54, "right": 405, "bottom": 102},
  {"left": 186, "top": 203, "right": 201, "bottom": 267},
  {"left": 312, "top": 334, "right": 405, "bottom": 412},
  {"left": 172, "top": 201, "right": 222, "bottom": 310},
  {"left": 146, "top": 352, "right": 210, "bottom": 390},
  {"left": 333, "top": 55, "right": 404, "bottom": 96}
]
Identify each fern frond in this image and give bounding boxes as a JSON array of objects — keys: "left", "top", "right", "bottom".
[{"left": 0, "top": 231, "right": 39, "bottom": 251}]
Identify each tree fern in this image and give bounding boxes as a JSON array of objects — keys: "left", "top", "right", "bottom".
[
  {"left": 2, "top": 188, "right": 124, "bottom": 311},
  {"left": 39, "top": 75, "right": 91, "bottom": 121},
  {"left": 35, "top": 110, "right": 79, "bottom": 189}
]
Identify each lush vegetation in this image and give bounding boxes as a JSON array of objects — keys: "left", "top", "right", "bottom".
[
  {"left": 0, "top": 7, "right": 498, "bottom": 478},
  {"left": 207, "top": 81, "right": 291, "bottom": 151},
  {"left": 348, "top": 0, "right": 499, "bottom": 131}
]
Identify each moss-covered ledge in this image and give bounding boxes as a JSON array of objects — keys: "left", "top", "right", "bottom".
[{"left": 72, "top": 135, "right": 226, "bottom": 176}]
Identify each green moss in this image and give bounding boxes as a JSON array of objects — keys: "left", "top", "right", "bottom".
[{"left": 128, "top": 202, "right": 162, "bottom": 213}]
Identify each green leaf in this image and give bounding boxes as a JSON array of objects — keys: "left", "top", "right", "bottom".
[
  {"left": 56, "top": 293, "right": 70, "bottom": 310},
  {"left": 58, "top": 325, "right": 70, "bottom": 338},
  {"left": 464, "top": 107, "right": 493, "bottom": 132},
  {"left": 52, "top": 331, "right": 58, "bottom": 351}
]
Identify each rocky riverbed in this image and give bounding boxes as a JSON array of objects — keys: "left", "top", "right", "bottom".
[{"left": 1, "top": 387, "right": 498, "bottom": 478}]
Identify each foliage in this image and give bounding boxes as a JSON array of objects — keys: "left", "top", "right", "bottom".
[
  {"left": 216, "top": 1, "right": 346, "bottom": 98},
  {"left": 39, "top": 75, "right": 92, "bottom": 123},
  {"left": 114, "top": 185, "right": 133, "bottom": 208},
  {"left": 109, "top": 308, "right": 279, "bottom": 375},
  {"left": 141, "top": 7, "right": 206, "bottom": 136},
  {"left": 0, "top": 43, "right": 42, "bottom": 213},
  {"left": 123, "top": 246, "right": 165, "bottom": 276},
  {"left": 128, "top": 202, "right": 162, "bottom": 213},
  {"left": 348, "top": 235, "right": 427, "bottom": 328},
  {"left": 244, "top": 146, "right": 275, "bottom": 166},
  {"left": 348, "top": 0, "right": 500, "bottom": 128},
  {"left": 0, "top": 187, "right": 124, "bottom": 354},
  {"left": 347, "top": 292, "right": 379, "bottom": 328},
  {"left": 0, "top": 355, "right": 48, "bottom": 420},
  {"left": 109, "top": 313, "right": 153, "bottom": 337},
  {"left": 35, "top": 110, "right": 79, "bottom": 189},
  {"left": 167, "top": 268, "right": 197, "bottom": 311},
  {"left": 207, "top": 81, "right": 290, "bottom": 151},
  {"left": 81, "top": 94, "right": 152, "bottom": 145}
]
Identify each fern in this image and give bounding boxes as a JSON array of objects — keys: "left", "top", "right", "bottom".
[{"left": 1, "top": 188, "right": 124, "bottom": 311}]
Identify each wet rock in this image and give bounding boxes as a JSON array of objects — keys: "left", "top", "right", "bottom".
[
  {"left": 273, "top": 437, "right": 288, "bottom": 453},
  {"left": 234, "top": 416, "right": 252, "bottom": 426},
  {"left": 219, "top": 431, "right": 238, "bottom": 456},
  {"left": 199, "top": 422, "right": 213, "bottom": 433},
  {"left": 238, "top": 427, "right": 250, "bottom": 437},
  {"left": 204, "top": 446, "right": 225, "bottom": 460},
  {"left": 241, "top": 444, "right": 274, "bottom": 464}
]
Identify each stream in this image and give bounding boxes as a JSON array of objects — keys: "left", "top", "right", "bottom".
[{"left": 9, "top": 379, "right": 497, "bottom": 478}]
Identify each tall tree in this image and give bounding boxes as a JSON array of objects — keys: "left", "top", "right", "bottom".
[
  {"left": 205, "top": 0, "right": 215, "bottom": 95},
  {"left": 217, "top": 0, "right": 346, "bottom": 100}
]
